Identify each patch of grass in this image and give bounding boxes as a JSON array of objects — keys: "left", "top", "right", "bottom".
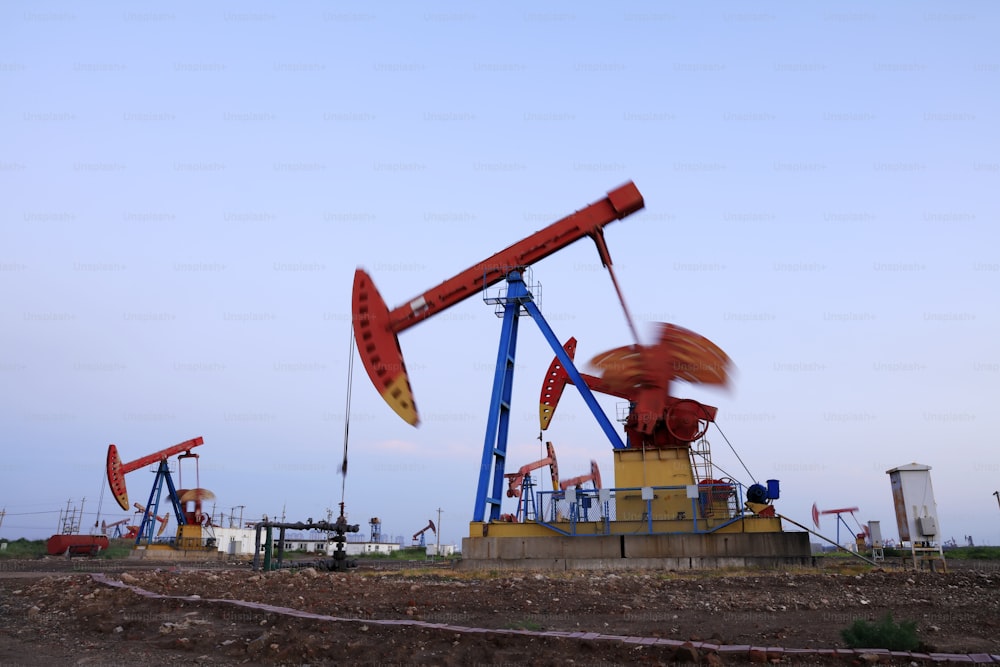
[
  {"left": 944, "top": 546, "right": 1000, "bottom": 560},
  {"left": 0, "top": 539, "right": 46, "bottom": 559},
  {"left": 506, "top": 618, "right": 542, "bottom": 631},
  {"left": 393, "top": 567, "right": 444, "bottom": 577},
  {"left": 1, "top": 537, "right": 136, "bottom": 561},
  {"left": 448, "top": 569, "right": 502, "bottom": 580},
  {"left": 97, "top": 541, "right": 134, "bottom": 559},
  {"left": 820, "top": 561, "right": 873, "bottom": 576},
  {"left": 841, "top": 613, "right": 919, "bottom": 651},
  {"left": 355, "top": 547, "right": 428, "bottom": 560}
]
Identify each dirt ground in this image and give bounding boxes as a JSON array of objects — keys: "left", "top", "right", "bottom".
[{"left": 0, "top": 557, "right": 997, "bottom": 666}]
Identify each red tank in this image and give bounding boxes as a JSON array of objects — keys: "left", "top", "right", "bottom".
[{"left": 46, "top": 534, "right": 110, "bottom": 556}]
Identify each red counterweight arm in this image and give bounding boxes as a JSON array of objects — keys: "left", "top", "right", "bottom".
[
  {"left": 541, "top": 323, "right": 730, "bottom": 434},
  {"left": 353, "top": 182, "right": 645, "bottom": 426},
  {"left": 106, "top": 437, "right": 204, "bottom": 511},
  {"left": 539, "top": 337, "right": 632, "bottom": 431}
]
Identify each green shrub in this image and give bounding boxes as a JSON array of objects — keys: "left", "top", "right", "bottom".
[
  {"left": 945, "top": 546, "right": 1000, "bottom": 560},
  {"left": 97, "top": 542, "right": 135, "bottom": 559},
  {"left": 0, "top": 539, "right": 46, "bottom": 559},
  {"left": 841, "top": 613, "right": 919, "bottom": 651}
]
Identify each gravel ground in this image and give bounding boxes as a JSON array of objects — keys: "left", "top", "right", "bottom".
[{"left": 0, "top": 557, "right": 997, "bottom": 665}]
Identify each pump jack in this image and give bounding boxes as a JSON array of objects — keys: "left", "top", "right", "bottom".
[
  {"left": 101, "top": 517, "right": 136, "bottom": 539},
  {"left": 412, "top": 520, "right": 436, "bottom": 547},
  {"left": 134, "top": 502, "right": 171, "bottom": 537},
  {"left": 560, "top": 460, "right": 602, "bottom": 492},
  {"left": 502, "top": 441, "right": 560, "bottom": 522},
  {"left": 559, "top": 460, "right": 603, "bottom": 523},
  {"left": 104, "top": 437, "right": 215, "bottom": 550},
  {"left": 351, "top": 182, "right": 807, "bottom": 569},
  {"left": 353, "top": 182, "right": 645, "bottom": 524}
]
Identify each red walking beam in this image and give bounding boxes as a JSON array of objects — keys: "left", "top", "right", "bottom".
[
  {"left": 353, "top": 181, "right": 644, "bottom": 426},
  {"left": 106, "top": 437, "right": 204, "bottom": 511}
]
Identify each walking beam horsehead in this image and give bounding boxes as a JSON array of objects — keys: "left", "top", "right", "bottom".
[{"left": 352, "top": 182, "right": 645, "bottom": 426}]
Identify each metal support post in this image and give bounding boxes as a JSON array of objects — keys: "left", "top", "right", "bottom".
[
  {"left": 473, "top": 275, "right": 525, "bottom": 522},
  {"left": 277, "top": 527, "right": 286, "bottom": 568},
  {"left": 263, "top": 526, "right": 273, "bottom": 571},
  {"left": 252, "top": 524, "right": 262, "bottom": 571},
  {"left": 473, "top": 270, "right": 630, "bottom": 524}
]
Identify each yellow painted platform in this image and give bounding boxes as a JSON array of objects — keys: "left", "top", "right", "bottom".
[{"left": 469, "top": 515, "right": 782, "bottom": 539}]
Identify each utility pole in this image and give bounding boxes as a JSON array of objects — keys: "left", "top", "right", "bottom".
[
  {"left": 435, "top": 507, "right": 442, "bottom": 561},
  {"left": 59, "top": 498, "right": 70, "bottom": 533}
]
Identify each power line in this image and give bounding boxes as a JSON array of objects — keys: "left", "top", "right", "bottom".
[
  {"left": 340, "top": 324, "right": 354, "bottom": 504},
  {"left": 712, "top": 421, "right": 756, "bottom": 483}
]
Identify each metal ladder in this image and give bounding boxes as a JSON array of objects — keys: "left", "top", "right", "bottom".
[{"left": 690, "top": 437, "right": 714, "bottom": 482}]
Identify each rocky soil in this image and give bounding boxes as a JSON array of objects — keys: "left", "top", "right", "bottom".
[{"left": 0, "top": 558, "right": 997, "bottom": 665}]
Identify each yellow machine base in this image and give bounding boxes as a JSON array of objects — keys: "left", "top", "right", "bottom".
[
  {"left": 469, "top": 516, "right": 784, "bottom": 539},
  {"left": 128, "top": 524, "right": 222, "bottom": 560},
  {"left": 464, "top": 445, "right": 808, "bottom": 569}
]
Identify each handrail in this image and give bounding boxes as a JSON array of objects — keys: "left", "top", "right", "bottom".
[{"left": 529, "top": 482, "right": 757, "bottom": 537}]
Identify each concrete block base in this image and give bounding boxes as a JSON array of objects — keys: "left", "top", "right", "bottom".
[
  {"left": 458, "top": 531, "right": 811, "bottom": 571},
  {"left": 129, "top": 546, "right": 226, "bottom": 562}
]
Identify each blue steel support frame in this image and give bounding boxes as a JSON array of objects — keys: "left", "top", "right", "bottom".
[
  {"left": 473, "top": 271, "right": 627, "bottom": 523},
  {"left": 834, "top": 513, "right": 854, "bottom": 547},
  {"left": 519, "top": 475, "right": 537, "bottom": 522},
  {"left": 473, "top": 277, "right": 523, "bottom": 522},
  {"left": 136, "top": 460, "right": 187, "bottom": 546}
]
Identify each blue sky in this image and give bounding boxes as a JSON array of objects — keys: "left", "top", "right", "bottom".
[{"left": 2, "top": 2, "right": 998, "bottom": 549}]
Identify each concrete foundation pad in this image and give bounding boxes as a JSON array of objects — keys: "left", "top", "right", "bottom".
[
  {"left": 129, "top": 547, "right": 226, "bottom": 562},
  {"left": 459, "top": 531, "right": 811, "bottom": 571}
]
